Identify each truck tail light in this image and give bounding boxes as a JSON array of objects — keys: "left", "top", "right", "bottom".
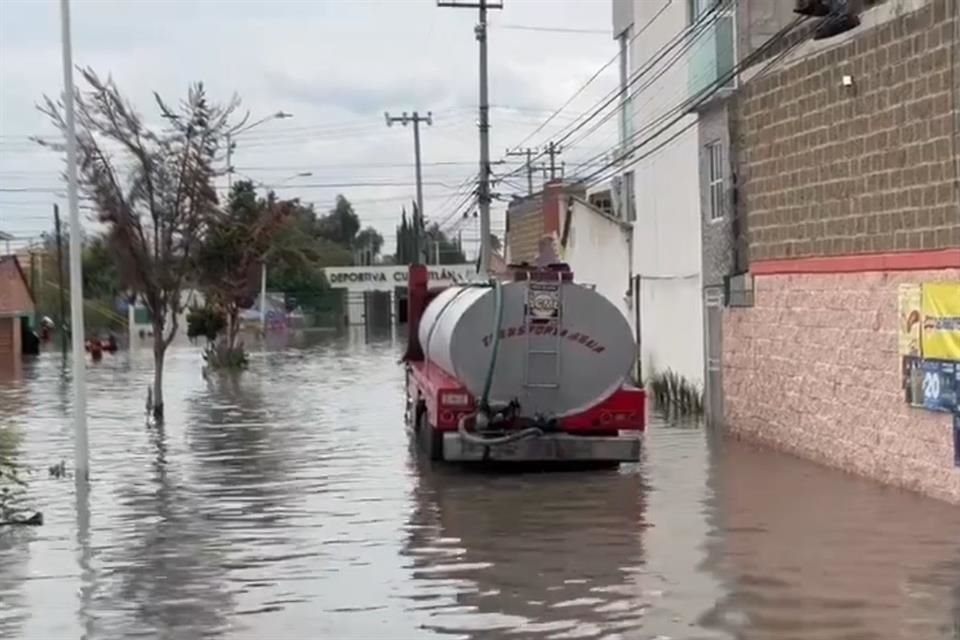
[{"left": 441, "top": 392, "right": 471, "bottom": 408}]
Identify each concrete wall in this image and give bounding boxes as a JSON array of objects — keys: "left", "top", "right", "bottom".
[
  {"left": 560, "top": 197, "right": 632, "bottom": 323},
  {"left": 698, "top": 102, "right": 737, "bottom": 288},
  {"left": 626, "top": 0, "right": 705, "bottom": 387},
  {"left": 731, "top": 0, "right": 960, "bottom": 262},
  {"left": 724, "top": 268, "right": 960, "bottom": 505}
]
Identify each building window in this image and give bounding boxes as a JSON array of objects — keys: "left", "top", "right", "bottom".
[
  {"left": 706, "top": 141, "right": 724, "bottom": 221},
  {"left": 688, "top": 0, "right": 736, "bottom": 94}
]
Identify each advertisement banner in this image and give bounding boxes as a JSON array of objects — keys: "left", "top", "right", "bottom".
[
  {"left": 921, "top": 282, "right": 960, "bottom": 362},
  {"left": 898, "top": 283, "right": 922, "bottom": 358}
]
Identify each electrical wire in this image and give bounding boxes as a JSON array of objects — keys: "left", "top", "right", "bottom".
[
  {"left": 500, "top": 0, "right": 724, "bottom": 180},
  {"left": 575, "top": 17, "right": 812, "bottom": 190}
]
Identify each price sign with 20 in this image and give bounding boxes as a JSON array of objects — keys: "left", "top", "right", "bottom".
[{"left": 919, "top": 360, "right": 957, "bottom": 413}]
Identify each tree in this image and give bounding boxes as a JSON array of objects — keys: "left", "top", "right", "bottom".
[
  {"left": 264, "top": 199, "right": 351, "bottom": 311},
  {"left": 82, "top": 231, "right": 124, "bottom": 300},
  {"left": 396, "top": 205, "right": 465, "bottom": 265},
  {"left": 194, "top": 180, "right": 288, "bottom": 357},
  {"left": 37, "top": 68, "right": 240, "bottom": 420},
  {"left": 316, "top": 195, "right": 360, "bottom": 246},
  {"left": 354, "top": 226, "right": 383, "bottom": 265}
]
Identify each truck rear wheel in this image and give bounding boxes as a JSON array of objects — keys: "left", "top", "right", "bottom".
[{"left": 415, "top": 406, "right": 443, "bottom": 462}]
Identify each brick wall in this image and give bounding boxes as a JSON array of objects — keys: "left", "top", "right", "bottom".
[
  {"left": 506, "top": 208, "right": 542, "bottom": 264},
  {"left": 732, "top": 0, "right": 960, "bottom": 263},
  {"left": 724, "top": 268, "right": 960, "bottom": 504},
  {"left": 0, "top": 257, "right": 34, "bottom": 316}
]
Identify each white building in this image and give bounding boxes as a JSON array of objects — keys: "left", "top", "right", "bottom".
[{"left": 610, "top": 0, "right": 734, "bottom": 387}]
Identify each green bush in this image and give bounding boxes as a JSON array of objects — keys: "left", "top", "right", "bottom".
[{"left": 187, "top": 305, "right": 226, "bottom": 343}]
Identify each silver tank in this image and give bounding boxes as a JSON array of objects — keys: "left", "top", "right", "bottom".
[{"left": 419, "top": 280, "right": 636, "bottom": 419}]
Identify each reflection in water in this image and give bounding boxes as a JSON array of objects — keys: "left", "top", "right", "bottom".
[
  {"left": 701, "top": 437, "right": 960, "bottom": 640},
  {"left": 100, "top": 421, "right": 235, "bottom": 638},
  {"left": 403, "top": 466, "right": 649, "bottom": 638},
  {"left": 0, "top": 336, "right": 957, "bottom": 640}
]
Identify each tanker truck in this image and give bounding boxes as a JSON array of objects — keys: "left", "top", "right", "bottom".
[{"left": 403, "top": 262, "right": 646, "bottom": 463}]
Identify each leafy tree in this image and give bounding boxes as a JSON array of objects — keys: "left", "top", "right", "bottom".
[
  {"left": 316, "top": 194, "right": 360, "bottom": 246},
  {"left": 354, "top": 226, "right": 383, "bottom": 266},
  {"left": 395, "top": 203, "right": 427, "bottom": 264},
  {"left": 264, "top": 199, "right": 351, "bottom": 310},
  {"left": 193, "top": 180, "right": 288, "bottom": 356},
  {"left": 186, "top": 304, "right": 225, "bottom": 344},
  {"left": 82, "top": 231, "right": 125, "bottom": 299},
  {"left": 355, "top": 226, "right": 383, "bottom": 256},
  {"left": 396, "top": 202, "right": 465, "bottom": 265},
  {"left": 37, "top": 67, "right": 240, "bottom": 420}
]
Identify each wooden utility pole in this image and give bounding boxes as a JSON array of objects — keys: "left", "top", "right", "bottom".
[
  {"left": 438, "top": 0, "right": 503, "bottom": 277},
  {"left": 54, "top": 204, "right": 67, "bottom": 354},
  {"left": 545, "top": 141, "right": 563, "bottom": 181},
  {"left": 506, "top": 147, "right": 538, "bottom": 195},
  {"left": 385, "top": 110, "right": 433, "bottom": 263}
]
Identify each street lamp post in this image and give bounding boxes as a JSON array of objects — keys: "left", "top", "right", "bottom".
[{"left": 226, "top": 110, "right": 293, "bottom": 190}]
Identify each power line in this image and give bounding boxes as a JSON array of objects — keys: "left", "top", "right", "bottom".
[
  {"left": 491, "top": 24, "right": 609, "bottom": 35},
  {"left": 575, "top": 16, "right": 812, "bottom": 190},
  {"left": 503, "top": 0, "right": 674, "bottom": 165}
]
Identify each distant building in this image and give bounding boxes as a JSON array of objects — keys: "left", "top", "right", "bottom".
[
  {"left": 505, "top": 181, "right": 633, "bottom": 325},
  {"left": 126, "top": 289, "right": 204, "bottom": 341},
  {"left": 0, "top": 255, "right": 35, "bottom": 375},
  {"left": 611, "top": 0, "right": 724, "bottom": 389}
]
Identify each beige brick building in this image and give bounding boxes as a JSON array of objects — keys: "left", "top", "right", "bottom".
[{"left": 702, "top": 0, "right": 960, "bottom": 503}]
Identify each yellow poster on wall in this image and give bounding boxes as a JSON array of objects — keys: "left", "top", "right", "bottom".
[
  {"left": 921, "top": 282, "right": 960, "bottom": 362},
  {"left": 898, "top": 283, "right": 922, "bottom": 358}
]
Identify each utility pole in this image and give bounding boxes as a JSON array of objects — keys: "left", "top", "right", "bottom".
[
  {"left": 617, "top": 29, "right": 631, "bottom": 221},
  {"left": 385, "top": 110, "right": 433, "bottom": 263},
  {"left": 59, "top": 0, "right": 88, "bottom": 481},
  {"left": 506, "top": 147, "right": 537, "bottom": 195},
  {"left": 53, "top": 204, "right": 67, "bottom": 355},
  {"left": 545, "top": 141, "right": 563, "bottom": 181},
  {"left": 438, "top": 0, "right": 502, "bottom": 277}
]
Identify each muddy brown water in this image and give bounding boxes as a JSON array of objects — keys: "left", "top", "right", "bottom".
[{"left": 0, "top": 335, "right": 958, "bottom": 639}]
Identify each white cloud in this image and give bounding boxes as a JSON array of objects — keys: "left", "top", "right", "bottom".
[{"left": 0, "top": 0, "right": 619, "bottom": 254}]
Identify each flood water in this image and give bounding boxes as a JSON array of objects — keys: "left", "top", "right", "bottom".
[{"left": 0, "top": 335, "right": 958, "bottom": 640}]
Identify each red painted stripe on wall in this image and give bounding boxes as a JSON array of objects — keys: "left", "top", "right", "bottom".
[{"left": 751, "top": 248, "right": 960, "bottom": 275}]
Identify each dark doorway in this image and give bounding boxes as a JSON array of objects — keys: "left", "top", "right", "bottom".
[{"left": 20, "top": 316, "right": 39, "bottom": 356}]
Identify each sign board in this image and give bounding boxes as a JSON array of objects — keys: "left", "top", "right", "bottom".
[
  {"left": 322, "top": 264, "right": 479, "bottom": 293},
  {"left": 920, "top": 282, "right": 960, "bottom": 361},
  {"left": 897, "top": 283, "right": 922, "bottom": 358},
  {"left": 905, "top": 358, "right": 958, "bottom": 413}
]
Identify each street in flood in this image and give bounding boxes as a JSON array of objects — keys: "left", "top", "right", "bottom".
[{"left": 1, "top": 337, "right": 959, "bottom": 640}]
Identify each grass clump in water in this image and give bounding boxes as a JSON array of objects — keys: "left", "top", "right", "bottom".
[{"left": 647, "top": 368, "right": 704, "bottom": 416}]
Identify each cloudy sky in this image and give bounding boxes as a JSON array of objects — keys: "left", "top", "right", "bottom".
[{"left": 0, "top": 0, "right": 620, "bottom": 257}]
